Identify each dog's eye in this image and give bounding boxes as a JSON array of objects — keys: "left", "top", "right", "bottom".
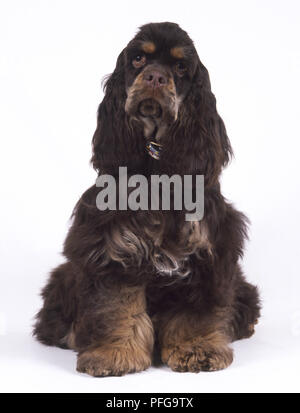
[
  {"left": 132, "top": 55, "right": 146, "bottom": 68},
  {"left": 175, "top": 61, "right": 187, "bottom": 76}
]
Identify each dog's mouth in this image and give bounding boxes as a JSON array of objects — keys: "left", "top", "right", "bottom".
[
  {"left": 138, "top": 99, "right": 162, "bottom": 119},
  {"left": 125, "top": 89, "right": 179, "bottom": 142}
]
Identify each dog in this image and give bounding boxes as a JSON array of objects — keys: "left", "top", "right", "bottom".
[{"left": 34, "top": 22, "right": 260, "bottom": 376}]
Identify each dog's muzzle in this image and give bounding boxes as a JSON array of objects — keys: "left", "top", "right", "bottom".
[{"left": 125, "top": 64, "right": 178, "bottom": 122}]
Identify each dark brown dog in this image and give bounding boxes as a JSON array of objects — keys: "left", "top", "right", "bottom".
[{"left": 34, "top": 22, "right": 260, "bottom": 376}]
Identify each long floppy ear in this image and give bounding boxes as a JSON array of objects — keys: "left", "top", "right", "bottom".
[
  {"left": 161, "top": 59, "right": 233, "bottom": 187},
  {"left": 91, "top": 50, "right": 145, "bottom": 175}
]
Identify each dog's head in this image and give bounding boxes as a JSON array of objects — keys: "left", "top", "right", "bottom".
[
  {"left": 92, "top": 22, "right": 232, "bottom": 185},
  {"left": 124, "top": 22, "right": 198, "bottom": 139}
]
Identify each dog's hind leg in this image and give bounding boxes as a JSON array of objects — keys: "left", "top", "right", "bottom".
[
  {"left": 33, "top": 262, "right": 77, "bottom": 348},
  {"left": 230, "top": 266, "right": 261, "bottom": 341}
]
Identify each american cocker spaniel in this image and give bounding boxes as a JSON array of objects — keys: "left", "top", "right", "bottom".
[{"left": 34, "top": 22, "right": 260, "bottom": 376}]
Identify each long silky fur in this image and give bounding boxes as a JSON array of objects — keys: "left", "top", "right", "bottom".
[{"left": 34, "top": 22, "right": 260, "bottom": 375}]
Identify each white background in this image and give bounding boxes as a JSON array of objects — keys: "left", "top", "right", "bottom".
[{"left": 0, "top": 0, "right": 300, "bottom": 393}]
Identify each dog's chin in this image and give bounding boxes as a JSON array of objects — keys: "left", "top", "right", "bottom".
[
  {"left": 137, "top": 100, "right": 177, "bottom": 140},
  {"left": 138, "top": 99, "right": 163, "bottom": 119},
  {"left": 125, "top": 94, "right": 178, "bottom": 140}
]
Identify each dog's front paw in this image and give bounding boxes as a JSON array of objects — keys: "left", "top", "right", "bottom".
[
  {"left": 77, "top": 345, "right": 152, "bottom": 377},
  {"left": 162, "top": 343, "right": 233, "bottom": 372}
]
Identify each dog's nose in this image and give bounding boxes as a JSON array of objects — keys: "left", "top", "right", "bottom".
[{"left": 144, "top": 71, "right": 167, "bottom": 88}]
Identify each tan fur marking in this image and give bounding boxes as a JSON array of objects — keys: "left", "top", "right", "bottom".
[
  {"left": 142, "top": 41, "right": 156, "bottom": 54},
  {"left": 76, "top": 286, "right": 154, "bottom": 377},
  {"left": 159, "top": 312, "right": 233, "bottom": 372},
  {"left": 170, "top": 46, "right": 184, "bottom": 59}
]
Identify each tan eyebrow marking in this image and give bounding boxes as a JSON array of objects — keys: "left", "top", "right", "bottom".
[
  {"left": 141, "top": 41, "right": 156, "bottom": 54},
  {"left": 170, "top": 46, "right": 184, "bottom": 59}
]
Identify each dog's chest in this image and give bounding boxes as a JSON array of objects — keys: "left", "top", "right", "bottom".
[{"left": 100, "top": 216, "right": 212, "bottom": 277}]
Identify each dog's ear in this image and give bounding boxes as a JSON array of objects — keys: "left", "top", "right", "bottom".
[
  {"left": 162, "top": 59, "right": 233, "bottom": 186},
  {"left": 91, "top": 49, "right": 145, "bottom": 175}
]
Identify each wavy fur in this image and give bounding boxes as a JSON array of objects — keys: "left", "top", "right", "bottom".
[{"left": 34, "top": 22, "right": 260, "bottom": 376}]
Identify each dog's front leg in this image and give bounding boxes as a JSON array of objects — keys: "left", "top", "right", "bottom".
[
  {"left": 157, "top": 308, "right": 233, "bottom": 372},
  {"left": 74, "top": 281, "right": 154, "bottom": 377}
]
